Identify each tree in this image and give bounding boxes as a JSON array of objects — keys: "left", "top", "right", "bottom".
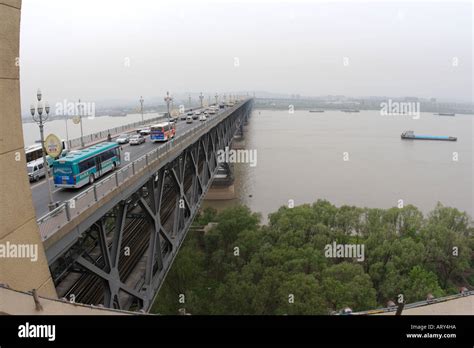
[
  {"left": 402, "top": 266, "right": 444, "bottom": 303},
  {"left": 275, "top": 273, "right": 327, "bottom": 315},
  {"left": 152, "top": 200, "right": 472, "bottom": 315},
  {"left": 321, "top": 262, "right": 377, "bottom": 312}
]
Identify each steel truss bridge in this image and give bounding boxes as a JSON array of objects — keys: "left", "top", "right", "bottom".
[{"left": 43, "top": 99, "right": 253, "bottom": 311}]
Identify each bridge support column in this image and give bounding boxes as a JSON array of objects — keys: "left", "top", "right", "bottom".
[
  {"left": 205, "top": 162, "right": 236, "bottom": 200},
  {"left": 0, "top": 0, "right": 57, "bottom": 298},
  {"left": 205, "top": 183, "right": 236, "bottom": 200}
]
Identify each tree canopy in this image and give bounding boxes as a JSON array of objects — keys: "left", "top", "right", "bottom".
[{"left": 152, "top": 201, "right": 473, "bottom": 315}]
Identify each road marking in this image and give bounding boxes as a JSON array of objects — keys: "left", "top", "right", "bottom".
[
  {"left": 30, "top": 177, "right": 57, "bottom": 190},
  {"left": 30, "top": 178, "right": 50, "bottom": 189}
]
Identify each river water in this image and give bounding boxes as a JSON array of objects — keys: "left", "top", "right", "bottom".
[{"left": 205, "top": 109, "right": 473, "bottom": 223}]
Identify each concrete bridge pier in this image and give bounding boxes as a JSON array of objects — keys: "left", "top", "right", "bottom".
[
  {"left": 205, "top": 162, "right": 236, "bottom": 200},
  {"left": 0, "top": 0, "right": 57, "bottom": 298},
  {"left": 205, "top": 114, "right": 250, "bottom": 201}
]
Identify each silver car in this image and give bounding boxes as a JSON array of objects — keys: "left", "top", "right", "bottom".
[
  {"left": 139, "top": 127, "right": 151, "bottom": 135},
  {"left": 116, "top": 133, "right": 130, "bottom": 144},
  {"left": 130, "top": 134, "right": 146, "bottom": 145}
]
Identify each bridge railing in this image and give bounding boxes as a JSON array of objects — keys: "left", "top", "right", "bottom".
[
  {"left": 37, "top": 103, "right": 245, "bottom": 241},
  {"left": 352, "top": 290, "right": 474, "bottom": 315}
]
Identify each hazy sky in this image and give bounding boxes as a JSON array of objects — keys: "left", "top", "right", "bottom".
[{"left": 19, "top": 0, "right": 472, "bottom": 109}]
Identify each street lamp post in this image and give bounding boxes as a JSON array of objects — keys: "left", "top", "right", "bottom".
[
  {"left": 164, "top": 91, "right": 173, "bottom": 122},
  {"left": 30, "top": 89, "right": 55, "bottom": 211},
  {"left": 215, "top": 93, "right": 218, "bottom": 106},
  {"left": 139, "top": 96, "right": 144, "bottom": 124},
  {"left": 199, "top": 92, "right": 204, "bottom": 108},
  {"left": 78, "top": 98, "right": 84, "bottom": 147},
  {"left": 188, "top": 94, "right": 191, "bottom": 108},
  {"left": 64, "top": 115, "right": 69, "bottom": 144}
]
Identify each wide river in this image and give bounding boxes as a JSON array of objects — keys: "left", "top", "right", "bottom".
[{"left": 204, "top": 109, "right": 473, "bottom": 223}]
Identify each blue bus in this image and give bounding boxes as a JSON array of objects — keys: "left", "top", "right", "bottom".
[{"left": 52, "top": 142, "right": 121, "bottom": 188}]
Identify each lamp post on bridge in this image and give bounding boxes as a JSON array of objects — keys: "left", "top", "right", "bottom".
[
  {"left": 199, "top": 92, "right": 204, "bottom": 108},
  {"left": 164, "top": 91, "right": 173, "bottom": 122},
  {"left": 78, "top": 98, "right": 85, "bottom": 148},
  {"left": 139, "top": 96, "right": 144, "bottom": 124},
  {"left": 188, "top": 94, "right": 191, "bottom": 108},
  {"left": 30, "top": 89, "right": 55, "bottom": 211},
  {"left": 215, "top": 93, "right": 218, "bottom": 106},
  {"left": 64, "top": 114, "right": 69, "bottom": 144}
]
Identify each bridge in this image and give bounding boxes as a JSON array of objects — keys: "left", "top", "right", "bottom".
[{"left": 39, "top": 100, "right": 252, "bottom": 310}]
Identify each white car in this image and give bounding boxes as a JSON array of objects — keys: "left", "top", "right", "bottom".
[
  {"left": 208, "top": 109, "right": 216, "bottom": 114},
  {"left": 186, "top": 116, "right": 193, "bottom": 124},
  {"left": 199, "top": 115, "right": 207, "bottom": 122},
  {"left": 116, "top": 134, "right": 130, "bottom": 144},
  {"left": 27, "top": 159, "right": 46, "bottom": 182},
  {"left": 130, "top": 134, "right": 146, "bottom": 145},
  {"left": 138, "top": 127, "right": 151, "bottom": 135}
]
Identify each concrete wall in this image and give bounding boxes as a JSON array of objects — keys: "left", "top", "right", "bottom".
[
  {"left": 0, "top": 287, "right": 133, "bottom": 315},
  {"left": 0, "top": 0, "right": 57, "bottom": 298},
  {"left": 378, "top": 295, "right": 474, "bottom": 315}
]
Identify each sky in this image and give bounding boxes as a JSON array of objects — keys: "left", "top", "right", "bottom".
[{"left": 19, "top": 0, "right": 473, "bottom": 110}]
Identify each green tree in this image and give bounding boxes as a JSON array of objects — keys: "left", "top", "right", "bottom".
[
  {"left": 321, "top": 262, "right": 377, "bottom": 312},
  {"left": 402, "top": 266, "right": 444, "bottom": 303}
]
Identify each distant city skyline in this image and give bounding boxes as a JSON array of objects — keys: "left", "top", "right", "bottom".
[
  {"left": 19, "top": 91, "right": 474, "bottom": 119},
  {"left": 19, "top": 0, "right": 472, "bottom": 114}
]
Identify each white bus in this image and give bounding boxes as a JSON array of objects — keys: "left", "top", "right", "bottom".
[
  {"left": 25, "top": 139, "right": 68, "bottom": 167},
  {"left": 25, "top": 143, "right": 44, "bottom": 165}
]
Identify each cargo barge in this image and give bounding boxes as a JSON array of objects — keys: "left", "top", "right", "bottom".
[
  {"left": 309, "top": 110, "right": 324, "bottom": 113},
  {"left": 401, "top": 130, "right": 457, "bottom": 141}
]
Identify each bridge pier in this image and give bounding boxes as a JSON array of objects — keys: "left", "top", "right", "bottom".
[
  {"left": 205, "top": 118, "right": 249, "bottom": 201},
  {"left": 205, "top": 162, "right": 236, "bottom": 200},
  {"left": 0, "top": 0, "right": 57, "bottom": 298}
]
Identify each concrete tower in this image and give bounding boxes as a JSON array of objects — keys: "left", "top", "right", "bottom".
[{"left": 0, "top": 0, "right": 57, "bottom": 298}]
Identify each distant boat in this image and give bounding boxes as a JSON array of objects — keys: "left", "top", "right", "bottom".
[
  {"left": 309, "top": 110, "right": 324, "bottom": 113},
  {"left": 401, "top": 130, "right": 457, "bottom": 141},
  {"left": 435, "top": 113, "right": 455, "bottom": 116},
  {"left": 341, "top": 109, "right": 360, "bottom": 113}
]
